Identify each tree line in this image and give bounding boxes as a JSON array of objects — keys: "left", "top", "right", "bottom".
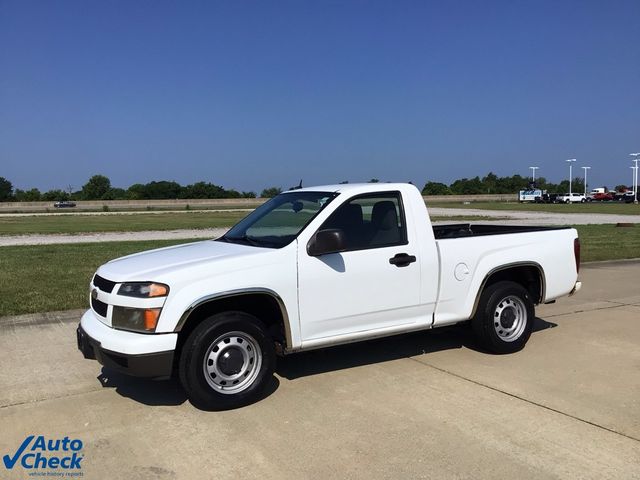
[
  {"left": 0, "top": 172, "right": 631, "bottom": 202},
  {"left": 0, "top": 175, "right": 284, "bottom": 202},
  {"left": 421, "top": 172, "right": 628, "bottom": 195}
]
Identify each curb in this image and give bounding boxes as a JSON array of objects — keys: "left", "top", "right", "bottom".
[{"left": 0, "top": 309, "right": 85, "bottom": 329}]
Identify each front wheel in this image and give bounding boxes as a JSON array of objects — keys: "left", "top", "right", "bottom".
[
  {"left": 565, "top": 199, "right": 571, "bottom": 204},
  {"left": 472, "top": 281, "right": 535, "bottom": 354},
  {"left": 179, "top": 312, "right": 276, "bottom": 410}
]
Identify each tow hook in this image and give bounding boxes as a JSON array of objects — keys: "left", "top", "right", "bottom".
[{"left": 569, "top": 281, "right": 582, "bottom": 296}]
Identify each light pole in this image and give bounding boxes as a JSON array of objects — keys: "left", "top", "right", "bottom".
[
  {"left": 529, "top": 166, "right": 539, "bottom": 184},
  {"left": 581, "top": 166, "right": 591, "bottom": 196},
  {"left": 631, "top": 153, "right": 640, "bottom": 204},
  {"left": 566, "top": 159, "right": 576, "bottom": 195}
]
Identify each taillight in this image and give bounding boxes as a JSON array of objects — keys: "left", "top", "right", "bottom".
[{"left": 574, "top": 238, "right": 581, "bottom": 274}]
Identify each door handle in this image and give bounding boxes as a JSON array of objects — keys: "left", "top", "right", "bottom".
[{"left": 389, "top": 253, "right": 417, "bottom": 267}]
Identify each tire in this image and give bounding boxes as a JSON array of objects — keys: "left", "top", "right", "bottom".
[
  {"left": 179, "top": 311, "right": 276, "bottom": 410},
  {"left": 472, "top": 281, "right": 535, "bottom": 354},
  {"left": 586, "top": 198, "right": 592, "bottom": 202},
  {"left": 565, "top": 199, "right": 571, "bottom": 204},
  {"left": 581, "top": 198, "right": 586, "bottom": 203}
]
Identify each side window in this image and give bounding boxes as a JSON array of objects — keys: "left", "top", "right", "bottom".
[{"left": 320, "top": 192, "right": 407, "bottom": 251}]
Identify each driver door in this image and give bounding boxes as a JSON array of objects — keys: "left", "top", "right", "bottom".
[{"left": 297, "top": 192, "right": 423, "bottom": 342}]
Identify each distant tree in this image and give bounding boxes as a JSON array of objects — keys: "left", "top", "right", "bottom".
[
  {"left": 368, "top": 178, "right": 380, "bottom": 183},
  {"left": 241, "top": 191, "right": 257, "bottom": 198},
  {"left": 339, "top": 180, "right": 349, "bottom": 184},
  {"left": 422, "top": 181, "right": 451, "bottom": 195},
  {"left": 260, "top": 187, "right": 282, "bottom": 198},
  {"left": 554, "top": 177, "right": 584, "bottom": 194},
  {"left": 126, "top": 183, "right": 146, "bottom": 199},
  {"left": 614, "top": 184, "right": 628, "bottom": 192},
  {"left": 0, "top": 176, "right": 13, "bottom": 201},
  {"left": 450, "top": 176, "right": 484, "bottom": 195},
  {"left": 494, "top": 174, "right": 528, "bottom": 193},
  {"left": 14, "top": 188, "right": 42, "bottom": 201},
  {"left": 181, "top": 181, "right": 233, "bottom": 199},
  {"left": 557, "top": 180, "right": 569, "bottom": 193},
  {"left": 481, "top": 172, "right": 498, "bottom": 193},
  {"left": 102, "top": 187, "right": 127, "bottom": 200},
  {"left": 42, "top": 189, "right": 70, "bottom": 201},
  {"left": 143, "top": 180, "right": 182, "bottom": 199},
  {"left": 81, "top": 175, "right": 111, "bottom": 200},
  {"left": 223, "top": 188, "right": 241, "bottom": 199}
]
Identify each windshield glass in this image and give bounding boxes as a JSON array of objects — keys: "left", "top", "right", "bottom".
[{"left": 220, "top": 191, "right": 337, "bottom": 248}]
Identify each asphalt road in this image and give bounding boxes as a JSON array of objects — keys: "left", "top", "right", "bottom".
[{"left": 1, "top": 261, "right": 639, "bottom": 479}]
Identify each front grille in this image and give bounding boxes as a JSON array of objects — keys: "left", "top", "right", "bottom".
[
  {"left": 93, "top": 274, "right": 116, "bottom": 293},
  {"left": 91, "top": 297, "right": 108, "bottom": 317}
]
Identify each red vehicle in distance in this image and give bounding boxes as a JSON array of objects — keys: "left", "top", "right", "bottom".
[{"left": 586, "top": 192, "right": 614, "bottom": 202}]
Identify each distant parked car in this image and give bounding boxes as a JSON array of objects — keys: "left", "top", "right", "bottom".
[
  {"left": 537, "top": 193, "right": 561, "bottom": 204},
  {"left": 613, "top": 191, "right": 636, "bottom": 203},
  {"left": 586, "top": 192, "right": 614, "bottom": 202},
  {"left": 54, "top": 201, "right": 76, "bottom": 208},
  {"left": 558, "top": 193, "right": 586, "bottom": 204}
]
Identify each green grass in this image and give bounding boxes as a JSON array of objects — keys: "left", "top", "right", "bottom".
[
  {"left": 431, "top": 215, "right": 507, "bottom": 222},
  {"left": 429, "top": 201, "right": 640, "bottom": 215},
  {"left": 0, "top": 211, "right": 248, "bottom": 235},
  {"left": 574, "top": 224, "right": 640, "bottom": 262},
  {"left": 1, "top": 224, "right": 638, "bottom": 316},
  {"left": 0, "top": 204, "right": 264, "bottom": 214},
  {"left": 0, "top": 211, "right": 499, "bottom": 235},
  {"left": 0, "top": 239, "right": 201, "bottom": 316}
]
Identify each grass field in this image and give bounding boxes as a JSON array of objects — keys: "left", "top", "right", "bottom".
[
  {"left": 429, "top": 201, "right": 640, "bottom": 215},
  {"left": 0, "top": 239, "right": 200, "bottom": 316},
  {"left": 0, "top": 224, "right": 638, "bottom": 316},
  {"left": 0, "top": 211, "right": 249, "bottom": 235},
  {"left": 0, "top": 204, "right": 264, "bottom": 214},
  {"left": 0, "top": 211, "right": 499, "bottom": 235}
]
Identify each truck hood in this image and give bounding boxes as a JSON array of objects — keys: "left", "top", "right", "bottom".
[{"left": 96, "top": 240, "right": 268, "bottom": 282}]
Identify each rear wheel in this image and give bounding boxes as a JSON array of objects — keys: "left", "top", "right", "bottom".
[
  {"left": 179, "top": 312, "right": 275, "bottom": 410},
  {"left": 472, "top": 281, "right": 535, "bottom": 354}
]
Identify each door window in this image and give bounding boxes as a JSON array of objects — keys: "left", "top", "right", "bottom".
[{"left": 319, "top": 192, "right": 408, "bottom": 251}]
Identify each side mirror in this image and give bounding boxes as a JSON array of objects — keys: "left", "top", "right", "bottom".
[{"left": 307, "top": 229, "right": 346, "bottom": 256}]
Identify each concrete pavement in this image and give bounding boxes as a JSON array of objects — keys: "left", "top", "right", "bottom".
[{"left": 1, "top": 261, "right": 639, "bottom": 479}]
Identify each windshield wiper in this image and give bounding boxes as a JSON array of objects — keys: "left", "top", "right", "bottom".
[{"left": 222, "top": 234, "right": 264, "bottom": 247}]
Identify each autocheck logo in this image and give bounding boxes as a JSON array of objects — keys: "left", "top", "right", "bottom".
[{"left": 3, "top": 435, "right": 84, "bottom": 473}]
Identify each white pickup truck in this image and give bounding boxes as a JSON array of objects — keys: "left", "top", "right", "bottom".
[
  {"left": 558, "top": 192, "right": 587, "bottom": 203},
  {"left": 77, "top": 183, "right": 582, "bottom": 409}
]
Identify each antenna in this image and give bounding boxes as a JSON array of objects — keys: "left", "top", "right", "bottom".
[{"left": 289, "top": 179, "right": 303, "bottom": 191}]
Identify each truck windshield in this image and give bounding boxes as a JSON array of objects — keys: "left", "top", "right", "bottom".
[{"left": 220, "top": 191, "right": 337, "bottom": 248}]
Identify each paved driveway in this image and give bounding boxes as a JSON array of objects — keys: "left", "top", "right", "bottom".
[{"left": 1, "top": 261, "right": 639, "bottom": 479}]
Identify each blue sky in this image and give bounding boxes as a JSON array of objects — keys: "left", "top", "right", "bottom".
[{"left": 1, "top": 0, "right": 639, "bottom": 192}]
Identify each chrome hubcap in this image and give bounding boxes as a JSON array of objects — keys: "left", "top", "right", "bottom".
[
  {"left": 493, "top": 296, "right": 527, "bottom": 342},
  {"left": 203, "top": 331, "right": 262, "bottom": 394}
]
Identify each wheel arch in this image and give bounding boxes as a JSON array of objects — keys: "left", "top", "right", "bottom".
[
  {"left": 470, "top": 262, "right": 545, "bottom": 318},
  {"left": 174, "top": 289, "right": 291, "bottom": 359}
]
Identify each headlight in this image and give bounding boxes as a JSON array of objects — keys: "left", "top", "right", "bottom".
[
  {"left": 112, "top": 307, "right": 161, "bottom": 332},
  {"left": 118, "top": 282, "right": 169, "bottom": 298}
]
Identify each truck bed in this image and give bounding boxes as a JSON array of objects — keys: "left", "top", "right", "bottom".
[{"left": 433, "top": 223, "right": 571, "bottom": 240}]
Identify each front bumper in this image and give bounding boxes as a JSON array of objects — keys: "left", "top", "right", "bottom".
[{"left": 77, "top": 324, "right": 174, "bottom": 378}]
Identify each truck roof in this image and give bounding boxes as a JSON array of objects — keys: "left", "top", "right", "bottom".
[{"left": 283, "top": 182, "right": 415, "bottom": 195}]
